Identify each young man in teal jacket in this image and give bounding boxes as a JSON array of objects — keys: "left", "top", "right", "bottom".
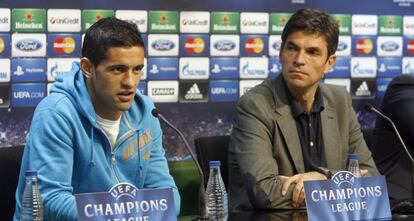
[{"left": 14, "top": 17, "right": 180, "bottom": 220}]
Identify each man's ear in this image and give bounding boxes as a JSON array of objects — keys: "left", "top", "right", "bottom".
[
  {"left": 80, "top": 57, "right": 94, "bottom": 79},
  {"left": 324, "top": 54, "right": 337, "bottom": 74}
]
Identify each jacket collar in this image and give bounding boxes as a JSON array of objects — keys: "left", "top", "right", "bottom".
[{"left": 271, "top": 75, "right": 342, "bottom": 172}]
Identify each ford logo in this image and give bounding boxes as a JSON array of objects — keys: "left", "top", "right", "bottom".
[
  {"left": 15, "top": 39, "right": 42, "bottom": 51},
  {"left": 381, "top": 41, "right": 399, "bottom": 52},
  {"left": 272, "top": 41, "right": 281, "bottom": 51},
  {"left": 214, "top": 40, "right": 236, "bottom": 51},
  {"left": 151, "top": 40, "right": 175, "bottom": 51},
  {"left": 337, "top": 41, "right": 348, "bottom": 51}
]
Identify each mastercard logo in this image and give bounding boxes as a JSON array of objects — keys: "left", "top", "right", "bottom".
[
  {"left": 53, "top": 37, "right": 76, "bottom": 54},
  {"left": 0, "top": 38, "right": 4, "bottom": 54},
  {"left": 245, "top": 38, "right": 264, "bottom": 54},
  {"left": 184, "top": 37, "right": 205, "bottom": 54},
  {"left": 408, "top": 39, "right": 414, "bottom": 54},
  {"left": 355, "top": 39, "right": 373, "bottom": 54}
]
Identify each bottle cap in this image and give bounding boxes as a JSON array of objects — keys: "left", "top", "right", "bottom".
[
  {"left": 25, "top": 170, "right": 37, "bottom": 176},
  {"left": 348, "top": 153, "right": 359, "bottom": 160},
  {"left": 209, "top": 161, "right": 221, "bottom": 167}
]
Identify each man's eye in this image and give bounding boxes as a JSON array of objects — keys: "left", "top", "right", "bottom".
[{"left": 112, "top": 67, "right": 124, "bottom": 72}]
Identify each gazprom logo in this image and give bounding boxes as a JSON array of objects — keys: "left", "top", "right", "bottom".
[
  {"left": 241, "top": 62, "right": 266, "bottom": 76},
  {"left": 181, "top": 62, "right": 207, "bottom": 76},
  {"left": 380, "top": 41, "right": 399, "bottom": 52},
  {"left": 337, "top": 41, "right": 348, "bottom": 52},
  {"left": 15, "top": 39, "right": 42, "bottom": 52},
  {"left": 353, "top": 62, "right": 375, "bottom": 75},
  {"left": 151, "top": 40, "right": 175, "bottom": 51},
  {"left": 214, "top": 40, "right": 236, "bottom": 51}
]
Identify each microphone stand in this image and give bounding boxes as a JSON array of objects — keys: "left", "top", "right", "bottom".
[
  {"left": 366, "top": 104, "right": 414, "bottom": 213},
  {"left": 152, "top": 110, "right": 208, "bottom": 220}
]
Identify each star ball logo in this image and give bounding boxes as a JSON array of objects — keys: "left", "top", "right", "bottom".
[
  {"left": 53, "top": 37, "right": 75, "bottom": 54},
  {"left": 185, "top": 37, "right": 205, "bottom": 54}
]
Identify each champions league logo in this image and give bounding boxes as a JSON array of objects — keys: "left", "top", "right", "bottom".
[
  {"left": 304, "top": 171, "right": 391, "bottom": 221},
  {"left": 310, "top": 171, "right": 382, "bottom": 213},
  {"left": 75, "top": 183, "right": 176, "bottom": 221}
]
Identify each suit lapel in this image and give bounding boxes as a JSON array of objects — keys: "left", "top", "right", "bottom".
[
  {"left": 321, "top": 102, "right": 342, "bottom": 169},
  {"left": 273, "top": 76, "right": 305, "bottom": 173}
]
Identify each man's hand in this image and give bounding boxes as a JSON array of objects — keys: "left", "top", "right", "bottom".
[
  {"left": 278, "top": 171, "right": 327, "bottom": 208},
  {"left": 360, "top": 169, "right": 368, "bottom": 176}
]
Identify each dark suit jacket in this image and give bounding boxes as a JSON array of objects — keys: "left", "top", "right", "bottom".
[
  {"left": 228, "top": 75, "right": 379, "bottom": 211},
  {"left": 373, "top": 74, "right": 414, "bottom": 202}
]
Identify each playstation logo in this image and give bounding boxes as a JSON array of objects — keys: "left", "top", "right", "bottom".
[{"left": 14, "top": 65, "right": 24, "bottom": 76}]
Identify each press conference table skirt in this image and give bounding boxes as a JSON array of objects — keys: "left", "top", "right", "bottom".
[{"left": 180, "top": 210, "right": 414, "bottom": 221}]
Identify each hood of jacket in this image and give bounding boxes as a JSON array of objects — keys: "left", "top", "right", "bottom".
[{"left": 50, "top": 62, "right": 146, "bottom": 130}]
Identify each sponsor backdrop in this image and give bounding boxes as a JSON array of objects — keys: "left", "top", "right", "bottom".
[
  {"left": 0, "top": 0, "right": 413, "bottom": 214},
  {"left": 0, "top": 0, "right": 413, "bottom": 155}
]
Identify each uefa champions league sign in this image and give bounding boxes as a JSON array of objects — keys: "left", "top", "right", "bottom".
[
  {"left": 304, "top": 171, "right": 391, "bottom": 221},
  {"left": 75, "top": 183, "right": 176, "bottom": 221}
]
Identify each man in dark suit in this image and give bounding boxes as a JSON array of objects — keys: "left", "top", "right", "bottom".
[
  {"left": 373, "top": 74, "right": 414, "bottom": 202},
  {"left": 228, "top": 8, "right": 379, "bottom": 211}
]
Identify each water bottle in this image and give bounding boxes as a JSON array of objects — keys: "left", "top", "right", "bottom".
[
  {"left": 21, "top": 170, "right": 43, "bottom": 221},
  {"left": 206, "top": 161, "right": 228, "bottom": 221},
  {"left": 347, "top": 153, "right": 361, "bottom": 177}
]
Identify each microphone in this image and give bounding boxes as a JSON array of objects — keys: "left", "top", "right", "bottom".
[
  {"left": 152, "top": 109, "right": 208, "bottom": 220},
  {"left": 365, "top": 103, "right": 414, "bottom": 213},
  {"left": 364, "top": 103, "right": 414, "bottom": 163}
]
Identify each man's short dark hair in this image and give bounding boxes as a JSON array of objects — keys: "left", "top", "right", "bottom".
[
  {"left": 82, "top": 17, "right": 145, "bottom": 66},
  {"left": 281, "top": 8, "right": 339, "bottom": 57}
]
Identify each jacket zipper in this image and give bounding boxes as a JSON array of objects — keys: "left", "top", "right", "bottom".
[{"left": 110, "top": 129, "right": 136, "bottom": 183}]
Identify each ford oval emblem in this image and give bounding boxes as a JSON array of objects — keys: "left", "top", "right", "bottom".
[
  {"left": 272, "top": 41, "right": 281, "bottom": 51},
  {"left": 151, "top": 40, "right": 175, "bottom": 51},
  {"left": 214, "top": 40, "right": 236, "bottom": 51},
  {"left": 381, "top": 41, "right": 399, "bottom": 52},
  {"left": 337, "top": 41, "right": 348, "bottom": 51},
  {"left": 15, "top": 39, "right": 43, "bottom": 51}
]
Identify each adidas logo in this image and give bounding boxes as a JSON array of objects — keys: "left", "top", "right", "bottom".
[
  {"left": 355, "top": 81, "right": 371, "bottom": 96},
  {"left": 184, "top": 83, "right": 203, "bottom": 100}
]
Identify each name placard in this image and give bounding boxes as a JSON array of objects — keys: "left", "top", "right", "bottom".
[
  {"left": 304, "top": 171, "right": 391, "bottom": 221},
  {"left": 75, "top": 183, "right": 177, "bottom": 221}
]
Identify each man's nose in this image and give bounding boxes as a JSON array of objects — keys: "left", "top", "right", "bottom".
[{"left": 293, "top": 50, "right": 306, "bottom": 65}]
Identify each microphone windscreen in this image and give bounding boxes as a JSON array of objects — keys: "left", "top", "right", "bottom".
[
  {"left": 151, "top": 108, "right": 161, "bottom": 118},
  {"left": 364, "top": 103, "right": 374, "bottom": 112}
]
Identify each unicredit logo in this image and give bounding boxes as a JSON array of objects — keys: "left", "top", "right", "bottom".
[
  {"left": 49, "top": 17, "right": 80, "bottom": 25},
  {"left": 182, "top": 19, "right": 207, "bottom": 26},
  {"left": 151, "top": 40, "right": 175, "bottom": 51},
  {"left": 0, "top": 17, "right": 9, "bottom": 24},
  {"left": 15, "top": 39, "right": 42, "bottom": 51},
  {"left": 242, "top": 19, "right": 266, "bottom": 26},
  {"left": 337, "top": 41, "right": 348, "bottom": 51},
  {"left": 354, "top": 23, "right": 375, "bottom": 28},
  {"left": 380, "top": 41, "right": 399, "bottom": 52},
  {"left": 214, "top": 40, "right": 236, "bottom": 51}
]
